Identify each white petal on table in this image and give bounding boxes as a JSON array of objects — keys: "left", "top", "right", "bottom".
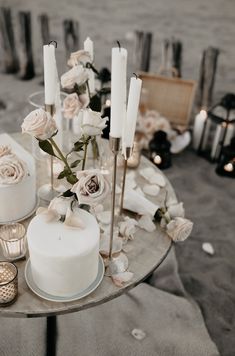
[
  {"left": 139, "top": 167, "right": 166, "bottom": 187},
  {"left": 143, "top": 184, "right": 160, "bottom": 196},
  {"left": 202, "top": 242, "right": 215, "bottom": 255},
  {"left": 111, "top": 271, "right": 134, "bottom": 287},
  {"left": 138, "top": 215, "right": 156, "bottom": 232},
  {"left": 96, "top": 210, "right": 111, "bottom": 225}
]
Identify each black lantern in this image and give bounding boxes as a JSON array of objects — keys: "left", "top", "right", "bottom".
[
  {"left": 216, "top": 137, "right": 235, "bottom": 178},
  {"left": 198, "top": 93, "right": 235, "bottom": 162},
  {"left": 149, "top": 130, "right": 171, "bottom": 169}
]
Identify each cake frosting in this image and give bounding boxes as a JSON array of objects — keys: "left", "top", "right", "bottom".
[
  {"left": 27, "top": 208, "right": 100, "bottom": 297},
  {"left": 0, "top": 135, "right": 37, "bottom": 223}
]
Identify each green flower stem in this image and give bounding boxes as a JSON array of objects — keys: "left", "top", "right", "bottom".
[
  {"left": 86, "top": 80, "right": 91, "bottom": 101},
  {"left": 49, "top": 137, "right": 73, "bottom": 175},
  {"left": 82, "top": 139, "right": 89, "bottom": 170}
]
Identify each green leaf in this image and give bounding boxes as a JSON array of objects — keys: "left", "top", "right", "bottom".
[
  {"left": 38, "top": 140, "right": 56, "bottom": 157},
  {"left": 66, "top": 174, "right": 78, "bottom": 185},
  {"left": 70, "top": 159, "right": 81, "bottom": 168},
  {"left": 62, "top": 189, "right": 75, "bottom": 197},
  {"left": 89, "top": 94, "right": 102, "bottom": 112},
  {"left": 73, "top": 141, "right": 84, "bottom": 152},
  {"left": 57, "top": 170, "right": 67, "bottom": 179}
]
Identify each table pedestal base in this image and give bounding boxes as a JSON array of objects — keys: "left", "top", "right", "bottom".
[{"left": 46, "top": 316, "right": 57, "bottom": 356}]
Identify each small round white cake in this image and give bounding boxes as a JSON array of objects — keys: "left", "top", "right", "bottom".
[{"left": 27, "top": 209, "right": 100, "bottom": 297}]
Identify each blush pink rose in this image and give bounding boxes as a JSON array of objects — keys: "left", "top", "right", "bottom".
[{"left": 22, "top": 108, "right": 57, "bottom": 140}]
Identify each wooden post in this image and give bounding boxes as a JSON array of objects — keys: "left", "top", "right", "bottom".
[
  {"left": 18, "top": 11, "right": 35, "bottom": 80},
  {"left": 63, "top": 19, "right": 79, "bottom": 58},
  {"left": 0, "top": 7, "right": 19, "bottom": 73}
]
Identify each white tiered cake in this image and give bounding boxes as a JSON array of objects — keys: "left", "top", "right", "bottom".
[
  {"left": 0, "top": 134, "right": 37, "bottom": 223},
  {"left": 27, "top": 208, "right": 100, "bottom": 297}
]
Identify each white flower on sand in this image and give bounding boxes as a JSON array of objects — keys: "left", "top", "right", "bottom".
[
  {"left": 0, "top": 145, "right": 11, "bottom": 158},
  {"left": 167, "top": 202, "right": 185, "bottom": 219},
  {"left": 71, "top": 170, "right": 110, "bottom": 206},
  {"left": 166, "top": 217, "right": 193, "bottom": 242},
  {"left": 61, "top": 65, "right": 89, "bottom": 89},
  {"left": 22, "top": 108, "right": 57, "bottom": 140},
  {"left": 0, "top": 154, "right": 26, "bottom": 184},
  {"left": 82, "top": 108, "right": 107, "bottom": 136},
  {"left": 67, "top": 50, "right": 92, "bottom": 67}
]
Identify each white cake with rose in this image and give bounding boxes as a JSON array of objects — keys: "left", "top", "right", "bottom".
[
  {"left": 0, "top": 134, "right": 37, "bottom": 223},
  {"left": 27, "top": 170, "right": 110, "bottom": 297}
]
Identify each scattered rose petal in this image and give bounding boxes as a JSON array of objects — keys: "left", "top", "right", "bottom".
[
  {"left": 166, "top": 217, "right": 193, "bottom": 242},
  {"left": 167, "top": 202, "right": 185, "bottom": 218},
  {"left": 119, "top": 217, "right": 138, "bottom": 240},
  {"left": 138, "top": 215, "right": 156, "bottom": 232},
  {"left": 143, "top": 184, "right": 160, "bottom": 196},
  {"left": 111, "top": 271, "right": 134, "bottom": 287},
  {"left": 131, "top": 328, "right": 146, "bottom": 341},
  {"left": 99, "top": 233, "right": 123, "bottom": 257},
  {"left": 36, "top": 207, "right": 60, "bottom": 222},
  {"left": 64, "top": 209, "right": 85, "bottom": 229},
  {"left": 126, "top": 177, "right": 137, "bottom": 190},
  {"left": 140, "top": 167, "right": 166, "bottom": 187},
  {"left": 96, "top": 210, "right": 111, "bottom": 225},
  {"left": 202, "top": 242, "right": 214, "bottom": 255}
]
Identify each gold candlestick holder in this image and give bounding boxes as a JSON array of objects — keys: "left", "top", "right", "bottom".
[
  {"left": 120, "top": 146, "right": 132, "bottom": 214},
  {"left": 37, "top": 104, "right": 59, "bottom": 203},
  {"left": 105, "top": 136, "right": 129, "bottom": 277}
]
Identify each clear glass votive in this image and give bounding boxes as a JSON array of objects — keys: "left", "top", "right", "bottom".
[
  {"left": 0, "top": 262, "right": 18, "bottom": 306},
  {"left": 0, "top": 223, "right": 26, "bottom": 261}
]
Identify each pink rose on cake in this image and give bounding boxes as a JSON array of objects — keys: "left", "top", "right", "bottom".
[
  {"left": 0, "top": 154, "right": 26, "bottom": 184},
  {"left": 71, "top": 170, "right": 110, "bottom": 205},
  {"left": 22, "top": 108, "right": 57, "bottom": 140},
  {"left": 166, "top": 217, "right": 193, "bottom": 242},
  {"left": 61, "top": 65, "right": 89, "bottom": 90},
  {"left": 82, "top": 109, "right": 107, "bottom": 136},
  {"left": 0, "top": 145, "right": 11, "bottom": 157},
  {"left": 67, "top": 50, "right": 92, "bottom": 67}
]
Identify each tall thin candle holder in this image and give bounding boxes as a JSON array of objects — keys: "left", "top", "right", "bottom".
[
  {"left": 37, "top": 104, "right": 59, "bottom": 202},
  {"left": 120, "top": 146, "right": 132, "bottom": 214},
  {"left": 105, "top": 136, "right": 129, "bottom": 277}
]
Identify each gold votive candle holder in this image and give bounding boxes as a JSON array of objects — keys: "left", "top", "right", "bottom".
[
  {"left": 0, "top": 261, "right": 18, "bottom": 306},
  {"left": 0, "top": 223, "right": 26, "bottom": 261}
]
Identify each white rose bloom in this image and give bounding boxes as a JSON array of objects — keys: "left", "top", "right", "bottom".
[
  {"left": 22, "top": 108, "right": 57, "bottom": 140},
  {"left": 61, "top": 65, "right": 89, "bottom": 89},
  {"left": 67, "top": 50, "right": 92, "bottom": 67},
  {"left": 166, "top": 217, "right": 193, "bottom": 242},
  {"left": 0, "top": 154, "right": 26, "bottom": 184},
  {"left": 82, "top": 108, "right": 107, "bottom": 136},
  {"left": 71, "top": 169, "right": 110, "bottom": 206}
]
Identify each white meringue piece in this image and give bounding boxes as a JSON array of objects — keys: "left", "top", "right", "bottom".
[
  {"left": 138, "top": 215, "right": 156, "bottom": 232},
  {"left": 143, "top": 184, "right": 160, "bottom": 196},
  {"left": 202, "top": 242, "right": 215, "bottom": 255}
]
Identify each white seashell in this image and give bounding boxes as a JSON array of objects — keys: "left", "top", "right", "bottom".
[
  {"left": 143, "top": 184, "right": 160, "bottom": 196},
  {"left": 138, "top": 215, "right": 156, "bottom": 232},
  {"left": 131, "top": 328, "right": 146, "bottom": 341},
  {"left": 202, "top": 242, "right": 214, "bottom": 255},
  {"left": 168, "top": 202, "right": 185, "bottom": 218},
  {"left": 99, "top": 233, "right": 123, "bottom": 257},
  {"left": 111, "top": 271, "right": 134, "bottom": 287},
  {"left": 96, "top": 210, "right": 111, "bottom": 225},
  {"left": 135, "top": 187, "right": 145, "bottom": 196}
]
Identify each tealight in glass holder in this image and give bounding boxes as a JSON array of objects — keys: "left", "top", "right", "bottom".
[
  {"left": 0, "top": 261, "right": 18, "bottom": 306},
  {"left": 0, "top": 223, "right": 26, "bottom": 261}
]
